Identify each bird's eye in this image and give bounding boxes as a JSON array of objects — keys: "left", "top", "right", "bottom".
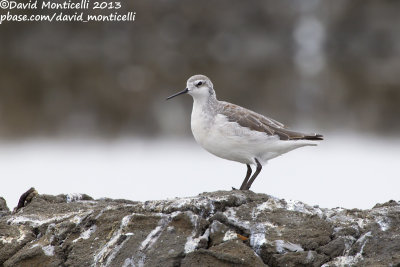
[{"left": 196, "top": 81, "right": 203, "bottom": 87}]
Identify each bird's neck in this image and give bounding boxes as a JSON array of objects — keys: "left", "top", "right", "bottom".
[
  {"left": 192, "top": 94, "right": 218, "bottom": 114},
  {"left": 191, "top": 95, "right": 218, "bottom": 135}
]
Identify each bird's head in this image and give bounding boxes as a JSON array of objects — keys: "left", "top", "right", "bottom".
[{"left": 166, "top": 74, "right": 215, "bottom": 101}]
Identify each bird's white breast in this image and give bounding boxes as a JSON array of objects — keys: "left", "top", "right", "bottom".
[
  {"left": 190, "top": 100, "right": 213, "bottom": 147},
  {"left": 190, "top": 102, "right": 261, "bottom": 165}
]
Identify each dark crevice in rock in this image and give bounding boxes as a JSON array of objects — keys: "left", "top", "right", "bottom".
[
  {"left": 60, "top": 244, "right": 72, "bottom": 266},
  {"left": 171, "top": 251, "right": 186, "bottom": 267},
  {"left": 32, "top": 227, "right": 40, "bottom": 238}
]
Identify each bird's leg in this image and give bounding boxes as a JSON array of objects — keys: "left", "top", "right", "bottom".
[
  {"left": 244, "top": 159, "right": 262, "bottom": 190},
  {"left": 239, "top": 164, "right": 252, "bottom": 190}
]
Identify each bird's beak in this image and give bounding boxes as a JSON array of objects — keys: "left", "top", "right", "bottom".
[{"left": 166, "top": 88, "right": 189, "bottom": 100}]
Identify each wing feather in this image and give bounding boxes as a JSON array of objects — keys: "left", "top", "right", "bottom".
[{"left": 219, "top": 102, "right": 323, "bottom": 141}]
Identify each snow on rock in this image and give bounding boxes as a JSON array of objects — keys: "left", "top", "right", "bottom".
[
  {"left": 8, "top": 209, "right": 93, "bottom": 228},
  {"left": 184, "top": 211, "right": 209, "bottom": 254},
  {"left": 66, "top": 193, "right": 83, "bottom": 203},
  {"left": 222, "top": 229, "right": 238, "bottom": 242},
  {"left": 249, "top": 224, "right": 267, "bottom": 254},
  {"left": 93, "top": 214, "right": 134, "bottom": 265},
  {"left": 274, "top": 240, "right": 304, "bottom": 253},
  {"left": 322, "top": 232, "right": 372, "bottom": 267},
  {"left": 140, "top": 224, "right": 163, "bottom": 251},
  {"left": 73, "top": 225, "right": 97, "bottom": 243},
  {"left": 42, "top": 245, "right": 55, "bottom": 256}
]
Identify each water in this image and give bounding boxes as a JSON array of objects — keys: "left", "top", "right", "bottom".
[{"left": 0, "top": 133, "right": 399, "bottom": 210}]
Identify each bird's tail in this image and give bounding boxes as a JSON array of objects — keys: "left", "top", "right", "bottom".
[
  {"left": 301, "top": 134, "right": 324, "bottom": 141},
  {"left": 272, "top": 126, "right": 324, "bottom": 141}
]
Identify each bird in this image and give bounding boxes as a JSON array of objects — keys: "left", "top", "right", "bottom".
[{"left": 166, "top": 74, "right": 323, "bottom": 190}]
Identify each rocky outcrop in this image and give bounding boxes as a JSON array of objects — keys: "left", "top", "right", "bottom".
[{"left": 1, "top": 190, "right": 400, "bottom": 267}]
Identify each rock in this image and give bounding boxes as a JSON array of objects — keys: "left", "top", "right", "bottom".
[
  {"left": 268, "top": 250, "right": 329, "bottom": 267},
  {"left": 209, "top": 220, "right": 232, "bottom": 246},
  {"left": 317, "top": 237, "right": 347, "bottom": 258},
  {"left": 15, "top": 187, "right": 38, "bottom": 211},
  {"left": 0, "top": 223, "right": 36, "bottom": 265},
  {"left": 0, "top": 197, "right": 9, "bottom": 217},
  {"left": 1, "top": 190, "right": 400, "bottom": 266},
  {"left": 182, "top": 240, "right": 267, "bottom": 267}
]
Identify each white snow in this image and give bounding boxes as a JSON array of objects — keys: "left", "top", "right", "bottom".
[
  {"left": 285, "top": 199, "right": 324, "bottom": 218},
  {"left": 370, "top": 207, "right": 397, "bottom": 232},
  {"left": 0, "top": 236, "right": 14, "bottom": 244},
  {"left": 223, "top": 230, "right": 238, "bottom": 242},
  {"left": 140, "top": 225, "right": 163, "bottom": 251},
  {"left": 8, "top": 212, "right": 87, "bottom": 228},
  {"left": 42, "top": 245, "right": 55, "bottom": 256},
  {"left": 321, "top": 231, "right": 371, "bottom": 267},
  {"left": 66, "top": 193, "right": 83, "bottom": 203},
  {"left": 122, "top": 258, "right": 135, "bottom": 267},
  {"left": 184, "top": 228, "right": 209, "bottom": 254},
  {"left": 376, "top": 218, "right": 390, "bottom": 231},
  {"left": 274, "top": 240, "right": 304, "bottom": 253},
  {"left": 73, "top": 225, "right": 97, "bottom": 243},
  {"left": 183, "top": 211, "right": 209, "bottom": 254},
  {"left": 70, "top": 215, "right": 83, "bottom": 225},
  {"left": 0, "top": 226, "right": 28, "bottom": 244},
  {"left": 306, "top": 251, "right": 314, "bottom": 261},
  {"left": 223, "top": 208, "right": 251, "bottom": 230},
  {"left": 139, "top": 213, "right": 176, "bottom": 251},
  {"left": 122, "top": 212, "right": 180, "bottom": 266},
  {"left": 184, "top": 237, "right": 199, "bottom": 254},
  {"left": 93, "top": 214, "right": 133, "bottom": 265},
  {"left": 252, "top": 198, "right": 284, "bottom": 217},
  {"left": 249, "top": 224, "right": 267, "bottom": 253}
]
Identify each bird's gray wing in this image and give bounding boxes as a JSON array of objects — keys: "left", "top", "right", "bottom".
[{"left": 219, "top": 102, "right": 323, "bottom": 141}]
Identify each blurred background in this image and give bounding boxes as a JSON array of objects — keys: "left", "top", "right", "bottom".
[{"left": 0, "top": 0, "right": 399, "bottom": 210}]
